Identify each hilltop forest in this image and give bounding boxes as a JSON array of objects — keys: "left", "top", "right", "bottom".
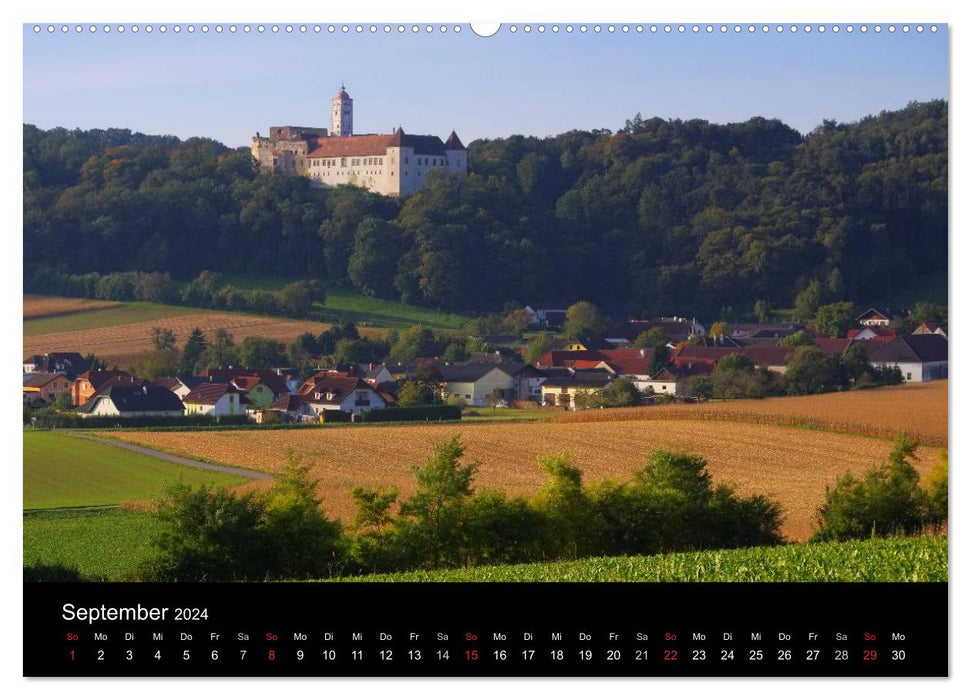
[{"left": 23, "top": 100, "right": 947, "bottom": 319}]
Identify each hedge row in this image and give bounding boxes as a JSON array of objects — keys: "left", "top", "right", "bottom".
[{"left": 360, "top": 405, "right": 463, "bottom": 422}]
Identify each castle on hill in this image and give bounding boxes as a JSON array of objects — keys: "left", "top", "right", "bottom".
[{"left": 251, "top": 85, "right": 467, "bottom": 197}]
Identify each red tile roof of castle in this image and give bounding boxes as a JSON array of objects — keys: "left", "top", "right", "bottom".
[{"left": 305, "top": 130, "right": 454, "bottom": 159}]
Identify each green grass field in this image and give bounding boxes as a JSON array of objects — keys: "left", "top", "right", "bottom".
[
  {"left": 329, "top": 536, "right": 948, "bottom": 583},
  {"left": 24, "top": 508, "right": 159, "bottom": 581},
  {"left": 24, "top": 431, "right": 246, "bottom": 509},
  {"left": 461, "top": 407, "right": 556, "bottom": 422},
  {"left": 23, "top": 301, "right": 196, "bottom": 336},
  {"left": 218, "top": 275, "right": 472, "bottom": 330}
]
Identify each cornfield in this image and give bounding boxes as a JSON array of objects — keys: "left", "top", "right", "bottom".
[{"left": 335, "top": 535, "right": 948, "bottom": 583}]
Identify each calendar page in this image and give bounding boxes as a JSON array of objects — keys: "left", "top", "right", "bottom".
[{"left": 21, "top": 15, "right": 948, "bottom": 679}]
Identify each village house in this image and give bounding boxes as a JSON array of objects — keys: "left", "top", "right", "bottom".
[
  {"left": 672, "top": 346, "right": 795, "bottom": 374},
  {"left": 913, "top": 322, "right": 948, "bottom": 339},
  {"left": 153, "top": 376, "right": 209, "bottom": 400},
  {"left": 23, "top": 372, "right": 71, "bottom": 405},
  {"left": 182, "top": 382, "right": 246, "bottom": 417},
  {"left": 522, "top": 302, "right": 573, "bottom": 328},
  {"left": 227, "top": 375, "right": 280, "bottom": 410},
  {"left": 869, "top": 335, "right": 948, "bottom": 383},
  {"left": 72, "top": 370, "right": 137, "bottom": 406},
  {"left": 539, "top": 369, "right": 614, "bottom": 409},
  {"left": 604, "top": 318, "right": 705, "bottom": 346},
  {"left": 847, "top": 326, "right": 898, "bottom": 343},
  {"left": 856, "top": 308, "right": 893, "bottom": 327},
  {"left": 642, "top": 367, "right": 683, "bottom": 396},
  {"left": 273, "top": 376, "right": 388, "bottom": 419},
  {"left": 437, "top": 364, "right": 516, "bottom": 407},
  {"left": 23, "top": 352, "right": 90, "bottom": 379},
  {"left": 76, "top": 384, "right": 185, "bottom": 418}
]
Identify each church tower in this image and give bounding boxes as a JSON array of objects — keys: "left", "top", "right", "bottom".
[{"left": 331, "top": 85, "right": 353, "bottom": 137}]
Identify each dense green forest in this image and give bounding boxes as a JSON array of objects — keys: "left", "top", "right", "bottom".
[{"left": 23, "top": 100, "right": 947, "bottom": 318}]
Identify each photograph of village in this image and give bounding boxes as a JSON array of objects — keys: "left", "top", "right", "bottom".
[{"left": 23, "top": 23, "right": 947, "bottom": 584}]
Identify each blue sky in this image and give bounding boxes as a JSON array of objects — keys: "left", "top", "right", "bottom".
[{"left": 23, "top": 24, "right": 948, "bottom": 147}]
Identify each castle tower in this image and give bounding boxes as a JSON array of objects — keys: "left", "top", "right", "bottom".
[{"left": 331, "top": 85, "right": 353, "bottom": 137}]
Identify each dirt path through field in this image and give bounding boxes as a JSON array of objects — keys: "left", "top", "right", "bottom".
[{"left": 78, "top": 434, "right": 271, "bottom": 482}]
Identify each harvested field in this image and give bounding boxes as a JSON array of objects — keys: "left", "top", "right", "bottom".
[
  {"left": 109, "top": 421, "right": 942, "bottom": 542},
  {"left": 558, "top": 381, "right": 948, "bottom": 446},
  {"left": 23, "top": 294, "right": 120, "bottom": 319},
  {"left": 24, "top": 312, "right": 384, "bottom": 368}
]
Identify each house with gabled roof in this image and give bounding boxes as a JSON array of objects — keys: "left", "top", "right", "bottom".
[
  {"left": 870, "top": 335, "right": 948, "bottom": 383},
  {"left": 153, "top": 376, "right": 209, "bottom": 400},
  {"left": 76, "top": 384, "right": 185, "bottom": 418},
  {"left": 437, "top": 363, "right": 516, "bottom": 407},
  {"left": 273, "top": 376, "right": 387, "bottom": 418},
  {"left": 913, "top": 322, "right": 948, "bottom": 340},
  {"left": 848, "top": 326, "right": 897, "bottom": 343},
  {"left": 182, "top": 382, "right": 246, "bottom": 417},
  {"left": 672, "top": 346, "right": 795, "bottom": 374},
  {"left": 208, "top": 368, "right": 289, "bottom": 397},
  {"left": 23, "top": 352, "right": 90, "bottom": 379},
  {"left": 73, "top": 370, "right": 138, "bottom": 406},
  {"left": 23, "top": 372, "right": 71, "bottom": 405},
  {"left": 538, "top": 369, "right": 614, "bottom": 409},
  {"left": 523, "top": 302, "right": 574, "bottom": 328},
  {"left": 856, "top": 308, "right": 892, "bottom": 327},
  {"left": 642, "top": 367, "right": 684, "bottom": 396}
]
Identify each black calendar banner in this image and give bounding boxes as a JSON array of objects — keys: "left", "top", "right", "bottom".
[{"left": 24, "top": 582, "right": 947, "bottom": 677}]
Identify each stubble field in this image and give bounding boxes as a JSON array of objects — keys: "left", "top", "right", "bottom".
[
  {"left": 23, "top": 312, "right": 384, "bottom": 368},
  {"left": 558, "top": 381, "right": 948, "bottom": 446},
  {"left": 109, "top": 419, "right": 942, "bottom": 542},
  {"left": 23, "top": 294, "right": 121, "bottom": 319}
]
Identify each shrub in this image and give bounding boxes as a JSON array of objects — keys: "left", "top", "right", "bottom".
[
  {"left": 811, "top": 436, "right": 929, "bottom": 542},
  {"left": 137, "top": 482, "right": 271, "bottom": 582},
  {"left": 360, "top": 405, "right": 461, "bottom": 422}
]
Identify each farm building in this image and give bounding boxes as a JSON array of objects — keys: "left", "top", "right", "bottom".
[
  {"left": 76, "top": 384, "right": 185, "bottom": 418},
  {"left": 870, "top": 335, "right": 948, "bottom": 383}
]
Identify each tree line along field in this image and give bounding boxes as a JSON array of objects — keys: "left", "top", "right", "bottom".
[
  {"left": 558, "top": 381, "right": 948, "bottom": 447},
  {"left": 110, "top": 418, "right": 943, "bottom": 543},
  {"left": 332, "top": 535, "right": 947, "bottom": 583}
]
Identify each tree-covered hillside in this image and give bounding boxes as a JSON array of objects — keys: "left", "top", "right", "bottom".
[{"left": 24, "top": 100, "right": 946, "bottom": 318}]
